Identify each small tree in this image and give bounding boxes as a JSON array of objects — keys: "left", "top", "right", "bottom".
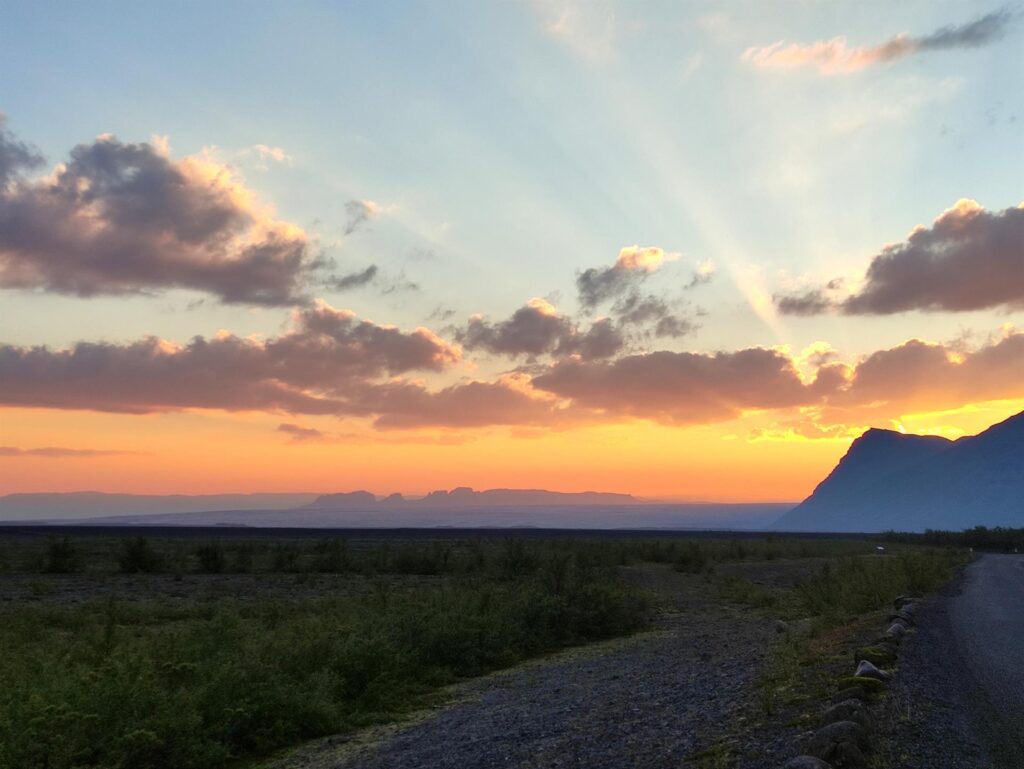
[
  {"left": 196, "top": 543, "right": 226, "bottom": 574},
  {"left": 118, "top": 537, "right": 162, "bottom": 573},
  {"left": 44, "top": 536, "right": 82, "bottom": 573}
]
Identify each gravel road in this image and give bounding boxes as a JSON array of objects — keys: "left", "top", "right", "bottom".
[
  {"left": 875, "top": 554, "right": 1024, "bottom": 769},
  {"left": 269, "top": 564, "right": 792, "bottom": 769}
]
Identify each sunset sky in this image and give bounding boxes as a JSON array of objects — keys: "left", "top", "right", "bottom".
[{"left": 1, "top": 1, "right": 1022, "bottom": 501}]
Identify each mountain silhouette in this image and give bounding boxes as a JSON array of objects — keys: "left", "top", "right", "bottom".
[
  {"left": 775, "top": 410, "right": 1024, "bottom": 532},
  {"left": 304, "top": 487, "right": 637, "bottom": 510}
]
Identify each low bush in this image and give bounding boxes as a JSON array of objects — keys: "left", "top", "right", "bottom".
[
  {"left": 0, "top": 558, "right": 647, "bottom": 769},
  {"left": 118, "top": 537, "right": 162, "bottom": 574}
]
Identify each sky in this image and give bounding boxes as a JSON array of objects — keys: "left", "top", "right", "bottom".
[{"left": 1, "top": 1, "right": 1022, "bottom": 501}]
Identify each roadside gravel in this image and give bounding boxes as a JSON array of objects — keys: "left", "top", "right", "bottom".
[{"left": 268, "top": 564, "right": 792, "bottom": 769}]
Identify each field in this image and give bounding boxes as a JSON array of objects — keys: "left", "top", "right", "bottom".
[{"left": 0, "top": 528, "right": 967, "bottom": 769}]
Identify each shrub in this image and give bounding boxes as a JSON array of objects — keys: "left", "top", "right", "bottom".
[
  {"left": 118, "top": 537, "right": 162, "bottom": 574},
  {"left": 44, "top": 536, "right": 82, "bottom": 574},
  {"left": 196, "top": 544, "right": 226, "bottom": 574}
]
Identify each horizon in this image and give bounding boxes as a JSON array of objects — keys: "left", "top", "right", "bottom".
[{"left": 2, "top": 2, "right": 1023, "bottom": 504}]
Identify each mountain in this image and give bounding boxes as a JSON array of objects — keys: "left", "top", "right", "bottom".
[
  {"left": 304, "top": 487, "right": 638, "bottom": 510},
  {"left": 0, "top": 488, "right": 789, "bottom": 530},
  {"left": 32, "top": 502, "right": 791, "bottom": 530},
  {"left": 0, "top": 492, "right": 318, "bottom": 521},
  {"left": 775, "top": 411, "right": 1024, "bottom": 532}
]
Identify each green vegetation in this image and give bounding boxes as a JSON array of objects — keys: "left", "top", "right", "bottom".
[
  {"left": 0, "top": 535, "right": 650, "bottom": 769},
  {"left": 880, "top": 525, "right": 1024, "bottom": 553},
  {"left": 739, "top": 547, "right": 968, "bottom": 720},
  {"left": 0, "top": 531, "right": 968, "bottom": 769}
]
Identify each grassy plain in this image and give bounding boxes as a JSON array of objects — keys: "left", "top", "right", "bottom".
[{"left": 0, "top": 528, "right": 966, "bottom": 769}]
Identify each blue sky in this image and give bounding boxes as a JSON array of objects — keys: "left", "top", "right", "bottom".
[
  {"left": 1, "top": 1, "right": 1022, "bottom": 497},
  {"left": 4, "top": 1, "right": 1019, "bottom": 350}
]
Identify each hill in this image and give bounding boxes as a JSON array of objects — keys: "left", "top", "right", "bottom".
[
  {"left": 0, "top": 492, "right": 318, "bottom": 521},
  {"left": 775, "top": 410, "right": 1024, "bottom": 532}
]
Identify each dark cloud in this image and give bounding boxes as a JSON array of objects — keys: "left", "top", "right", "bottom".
[
  {"left": 831, "top": 331, "right": 1024, "bottom": 414},
  {"left": 328, "top": 265, "right": 378, "bottom": 291},
  {"left": 744, "top": 10, "right": 1013, "bottom": 73},
  {"left": 0, "top": 301, "right": 459, "bottom": 415},
  {"left": 576, "top": 246, "right": 677, "bottom": 308},
  {"left": 654, "top": 315, "right": 697, "bottom": 339},
  {"left": 458, "top": 299, "right": 572, "bottom": 357},
  {"left": 774, "top": 289, "right": 835, "bottom": 316},
  {"left": 577, "top": 264, "right": 636, "bottom": 308},
  {"left": 427, "top": 306, "right": 457, "bottom": 322},
  {"left": 0, "top": 446, "right": 134, "bottom": 458},
  {"left": 360, "top": 379, "right": 561, "bottom": 429},
  {"left": 343, "top": 199, "right": 379, "bottom": 235},
  {"left": 277, "top": 423, "right": 326, "bottom": 441},
  {"left": 612, "top": 293, "right": 697, "bottom": 338},
  {"left": 559, "top": 318, "right": 625, "bottom": 360},
  {"left": 0, "top": 129, "right": 314, "bottom": 305},
  {"left": 456, "top": 299, "right": 623, "bottom": 361},
  {"left": 0, "top": 116, "right": 43, "bottom": 186},
  {"left": 916, "top": 10, "right": 1012, "bottom": 51},
  {"left": 380, "top": 271, "right": 420, "bottom": 294},
  {"left": 777, "top": 201, "right": 1024, "bottom": 316},
  {"left": 532, "top": 347, "right": 818, "bottom": 424},
  {"left": 843, "top": 201, "right": 1024, "bottom": 314}
]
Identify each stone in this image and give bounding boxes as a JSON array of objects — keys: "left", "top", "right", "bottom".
[
  {"left": 806, "top": 720, "right": 869, "bottom": 766},
  {"left": 893, "top": 595, "right": 917, "bottom": 610},
  {"left": 831, "top": 686, "right": 867, "bottom": 704},
  {"left": 885, "top": 622, "right": 908, "bottom": 639},
  {"left": 783, "top": 757, "right": 834, "bottom": 769},
  {"left": 835, "top": 675, "right": 886, "bottom": 694},
  {"left": 854, "top": 645, "right": 895, "bottom": 667},
  {"left": 820, "top": 700, "right": 872, "bottom": 731},
  {"left": 888, "top": 610, "right": 915, "bottom": 626},
  {"left": 854, "top": 660, "right": 890, "bottom": 681}
]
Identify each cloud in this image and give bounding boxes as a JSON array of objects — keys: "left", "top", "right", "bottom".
[
  {"left": 328, "top": 265, "right": 378, "bottom": 291},
  {"left": 277, "top": 423, "right": 326, "bottom": 442},
  {"left": 577, "top": 245, "right": 679, "bottom": 308},
  {"left": 687, "top": 259, "right": 716, "bottom": 289},
  {"left": 743, "top": 10, "right": 1012, "bottom": 74},
  {"left": 0, "top": 446, "right": 135, "bottom": 458},
  {"left": 361, "top": 377, "right": 563, "bottom": 429},
  {"left": 611, "top": 293, "right": 697, "bottom": 339},
  {"left": 343, "top": 199, "right": 381, "bottom": 235},
  {"left": 774, "top": 288, "right": 835, "bottom": 316},
  {"left": 0, "top": 300, "right": 460, "bottom": 415},
  {"left": 532, "top": 347, "right": 821, "bottom": 424},
  {"left": 0, "top": 116, "right": 43, "bottom": 186},
  {"left": 0, "top": 127, "right": 315, "bottom": 305},
  {"left": 248, "top": 144, "right": 292, "bottom": 167},
  {"left": 830, "top": 329, "right": 1024, "bottom": 416},
  {"left": 776, "top": 200, "right": 1024, "bottom": 315},
  {"left": 535, "top": 0, "right": 618, "bottom": 63},
  {"left": 456, "top": 298, "right": 624, "bottom": 360}
]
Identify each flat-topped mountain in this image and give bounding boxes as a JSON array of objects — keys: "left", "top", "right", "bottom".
[
  {"left": 775, "top": 410, "right": 1024, "bottom": 532},
  {"left": 305, "top": 487, "right": 638, "bottom": 510}
]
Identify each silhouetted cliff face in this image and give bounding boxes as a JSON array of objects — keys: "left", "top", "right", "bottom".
[{"left": 775, "top": 411, "right": 1024, "bottom": 532}]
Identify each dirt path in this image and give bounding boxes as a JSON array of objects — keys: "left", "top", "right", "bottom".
[{"left": 267, "top": 565, "right": 784, "bottom": 769}]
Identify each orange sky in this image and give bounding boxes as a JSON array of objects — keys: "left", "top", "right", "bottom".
[{"left": 3, "top": 399, "right": 1022, "bottom": 500}]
